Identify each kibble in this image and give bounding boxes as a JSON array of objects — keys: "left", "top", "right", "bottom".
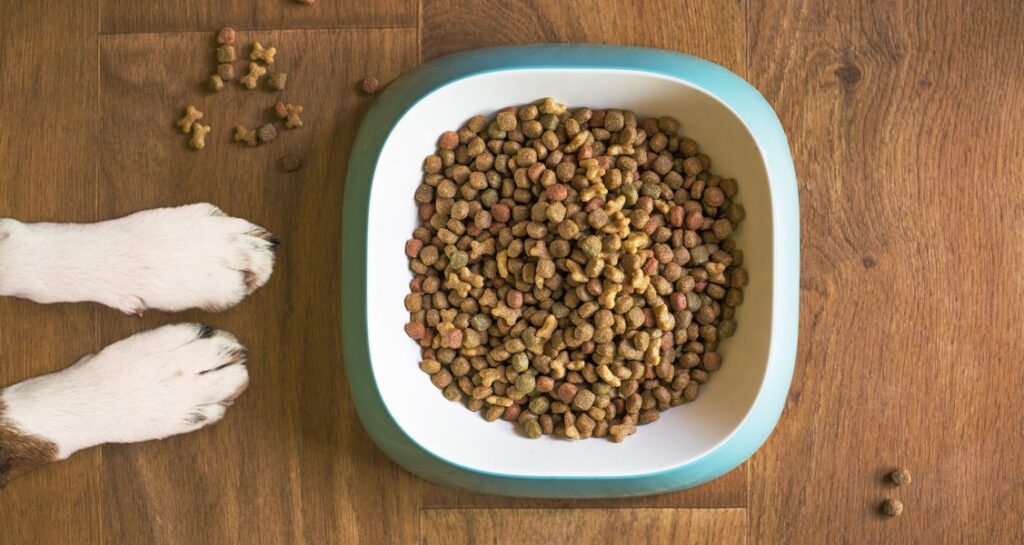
[
  {"left": 217, "top": 62, "right": 235, "bottom": 81},
  {"left": 880, "top": 499, "right": 904, "bottom": 517},
  {"left": 239, "top": 62, "right": 267, "bottom": 89},
  {"left": 405, "top": 98, "right": 746, "bottom": 441},
  {"left": 284, "top": 103, "right": 304, "bottom": 129},
  {"left": 250, "top": 42, "right": 276, "bottom": 64},
  {"left": 216, "top": 45, "right": 237, "bottom": 63},
  {"left": 234, "top": 125, "right": 258, "bottom": 147},
  {"left": 177, "top": 105, "right": 203, "bottom": 133},
  {"left": 217, "top": 27, "right": 236, "bottom": 45},
  {"left": 889, "top": 467, "right": 912, "bottom": 486},
  {"left": 361, "top": 76, "right": 381, "bottom": 94},
  {"left": 281, "top": 154, "right": 303, "bottom": 172},
  {"left": 257, "top": 123, "right": 278, "bottom": 143},
  {"left": 208, "top": 74, "right": 224, "bottom": 92},
  {"left": 189, "top": 123, "right": 210, "bottom": 150},
  {"left": 267, "top": 72, "right": 288, "bottom": 91}
]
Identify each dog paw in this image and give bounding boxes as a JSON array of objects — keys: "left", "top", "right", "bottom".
[
  {"left": 0, "top": 203, "right": 279, "bottom": 313},
  {"left": 0, "top": 323, "right": 250, "bottom": 458}
]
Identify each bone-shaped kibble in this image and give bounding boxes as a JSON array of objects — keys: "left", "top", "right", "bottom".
[
  {"left": 177, "top": 105, "right": 203, "bottom": 133},
  {"left": 239, "top": 62, "right": 267, "bottom": 90},
  {"left": 250, "top": 42, "right": 276, "bottom": 64},
  {"left": 284, "top": 103, "right": 303, "bottom": 129},
  {"left": 189, "top": 123, "right": 211, "bottom": 150},
  {"left": 234, "top": 125, "right": 258, "bottom": 147}
]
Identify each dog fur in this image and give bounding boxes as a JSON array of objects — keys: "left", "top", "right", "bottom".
[{"left": 0, "top": 203, "right": 276, "bottom": 486}]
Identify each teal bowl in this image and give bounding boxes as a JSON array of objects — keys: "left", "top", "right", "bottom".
[{"left": 342, "top": 45, "right": 799, "bottom": 498}]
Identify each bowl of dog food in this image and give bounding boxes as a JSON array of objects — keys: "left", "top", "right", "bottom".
[{"left": 342, "top": 45, "right": 799, "bottom": 498}]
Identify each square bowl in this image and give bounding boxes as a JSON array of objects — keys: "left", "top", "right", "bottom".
[{"left": 342, "top": 45, "right": 799, "bottom": 498}]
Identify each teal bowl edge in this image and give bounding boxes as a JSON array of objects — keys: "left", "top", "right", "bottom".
[{"left": 342, "top": 45, "right": 800, "bottom": 498}]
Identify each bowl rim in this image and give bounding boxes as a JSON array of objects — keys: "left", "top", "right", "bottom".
[{"left": 342, "top": 44, "right": 800, "bottom": 498}]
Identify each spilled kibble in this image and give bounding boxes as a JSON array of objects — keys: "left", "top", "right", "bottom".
[
  {"left": 177, "top": 105, "right": 203, "bottom": 133},
  {"left": 280, "top": 154, "right": 303, "bottom": 172},
  {"left": 257, "top": 123, "right": 278, "bottom": 143},
  {"left": 880, "top": 499, "right": 904, "bottom": 517},
  {"left": 361, "top": 76, "right": 380, "bottom": 94},
  {"left": 404, "top": 98, "right": 747, "bottom": 441},
  {"left": 274, "top": 100, "right": 289, "bottom": 120},
  {"left": 217, "top": 62, "right": 235, "bottom": 81},
  {"left": 216, "top": 45, "right": 236, "bottom": 63},
  {"left": 234, "top": 125, "right": 258, "bottom": 147},
  {"left": 250, "top": 42, "right": 276, "bottom": 64},
  {"left": 267, "top": 72, "right": 288, "bottom": 91},
  {"left": 239, "top": 62, "right": 267, "bottom": 89},
  {"left": 208, "top": 74, "right": 224, "bottom": 92},
  {"left": 284, "top": 103, "right": 303, "bottom": 129},
  {"left": 217, "top": 27, "right": 236, "bottom": 45},
  {"left": 189, "top": 123, "right": 210, "bottom": 150},
  {"left": 889, "top": 467, "right": 912, "bottom": 486}
]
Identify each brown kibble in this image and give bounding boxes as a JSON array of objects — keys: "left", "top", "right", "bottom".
[
  {"left": 405, "top": 239, "right": 424, "bottom": 258},
  {"left": 557, "top": 382, "right": 578, "bottom": 404},
  {"left": 216, "top": 45, "right": 236, "bottom": 63},
  {"left": 207, "top": 74, "right": 224, "bottom": 92},
  {"left": 217, "top": 62, "right": 236, "bottom": 81},
  {"left": 546, "top": 184, "right": 568, "bottom": 202},
  {"left": 535, "top": 376, "right": 555, "bottom": 393},
  {"left": 267, "top": 72, "right": 288, "bottom": 91},
  {"left": 274, "top": 100, "right": 289, "bottom": 120},
  {"left": 880, "top": 499, "right": 904, "bottom": 517},
  {"left": 404, "top": 322, "right": 426, "bottom": 340},
  {"left": 490, "top": 203, "right": 511, "bottom": 223},
  {"left": 889, "top": 467, "right": 912, "bottom": 486},
  {"left": 217, "top": 27, "right": 236, "bottom": 45},
  {"left": 438, "top": 131, "right": 459, "bottom": 150},
  {"left": 361, "top": 76, "right": 380, "bottom": 94},
  {"left": 257, "top": 123, "right": 278, "bottom": 143},
  {"left": 442, "top": 328, "right": 463, "bottom": 349},
  {"left": 280, "top": 154, "right": 303, "bottom": 173},
  {"left": 506, "top": 290, "right": 524, "bottom": 309}
]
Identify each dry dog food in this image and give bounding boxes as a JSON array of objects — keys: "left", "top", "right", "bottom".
[
  {"left": 234, "top": 125, "right": 258, "bottom": 147},
  {"left": 404, "top": 98, "right": 747, "bottom": 442},
  {"left": 889, "top": 467, "right": 911, "bottom": 486},
  {"left": 217, "top": 27, "right": 236, "bottom": 45},
  {"left": 189, "top": 123, "right": 211, "bottom": 150},
  {"left": 217, "top": 62, "right": 235, "bottom": 81},
  {"left": 280, "top": 154, "right": 303, "bottom": 172},
  {"left": 361, "top": 76, "right": 380, "bottom": 94},
  {"left": 250, "top": 42, "right": 276, "bottom": 64},
  {"left": 177, "top": 105, "right": 204, "bottom": 133},
  {"left": 268, "top": 72, "right": 288, "bottom": 91},
  {"left": 284, "top": 104, "right": 304, "bottom": 129},
  {"left": 208, "top": 74, "right": 224, "bottom": 92},
  {"left": 239, "top": 62, "right": 267, "bottom": 90},
  {"left": 258, "top": 123, "right": 278, "bottom": 143},
  {"left": 216, "top": 45, "right": 237, "bottom": 64},
  {"left": 274, "top": 100, "right": 289, "bottom": 120},
  {"left": 880, "top": 498, "right": 903, "bottom": 517}
]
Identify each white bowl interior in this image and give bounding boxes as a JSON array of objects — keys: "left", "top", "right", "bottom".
[{"left": 365, "top": 69, "right": 773, "bottom": 477}]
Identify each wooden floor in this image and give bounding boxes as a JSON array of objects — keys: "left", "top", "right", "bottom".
[{"left": 1, "top": 1, "right": 1022, "bottom": 543}]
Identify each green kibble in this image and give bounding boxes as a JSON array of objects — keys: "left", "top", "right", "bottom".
[
  {"left": 524, "top": 418, "right": 543, "bottom": 438},
  {"left": 515, "top": 374, "right": 536, "bottom": 393},
  {"left": 510, "top": 352, "right": 529, "bottom": 373},
  {"left": 443, "top": 384, "right": 463, "bottom": 401},
  {"left": 529, "top": 396, "right": 551, "bottom": 415}
]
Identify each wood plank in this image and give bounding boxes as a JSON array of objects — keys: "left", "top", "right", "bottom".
[
  {"left": 421, "top": 0, "right": 745, "bottom": 73},
  {"left": 0, "top": 0, "right": 104, "bottom": 543},
  {"left": 420, "top": 508, "right": 747, "bottom": 545},
  {"left": 101, "top": 0, "right": 416, "bottom": 35},
  {"left": 747, "top": 1, "right": 1024, "bottom": 543},
  {"left": 95, "top": 27, "right": 420, "bottom": 545},
  {"left": 421, "top": 463, "right": 747, "bottom": 508}
]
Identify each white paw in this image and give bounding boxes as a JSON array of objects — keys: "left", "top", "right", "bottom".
[
  {"left": 0, "top": 323, "right": 250, "bottom": 458},
  {"left": 0, "top": 203, "right": 278, "bottom": 314}
]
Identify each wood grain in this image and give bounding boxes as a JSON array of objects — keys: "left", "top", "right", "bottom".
[
  {"left": 420, "top": 508, "right": 747, "bottom": 545},
  {"left": 101, "top": 0, "right": 416, "bottom": 35},
  {"left": 421, "top": 0, "right": 746, "bottom": 73},
  {"left": 0, "top": 1, "right": 104, "bottom": 544},
  {"left": 746, "top": 0, "right": 1024, "bottom": 543}
]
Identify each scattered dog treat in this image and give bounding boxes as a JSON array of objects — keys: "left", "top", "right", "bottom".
[
  {"left": 217, "top": 26, "right": 236, "bottom": 45},
  {"left": 284, "top": 104, "right": 304, "bottom": 129},
  {"left": 361, "top": 76, "right": 380, "bottom": 94},
  {"left": 880, "top": 499, "right": 904, "bottom": 517},
  {"left": 268, "top": 72, "right": 288, "bottom": 91},
  {"left": 274, "top": 100, "right": 289, "bottom": 120},
  {"left": 234, "top": 126, "right": 258, "bottom": 147},
  {"left": 177, "top": 105, "right": 204, "bottom": 133},
  {"left": 250, "top": 42, "right": 276, "bottom": 64},
  {"left": 889, "top": 467, "right": 912, "bottom": 486},
  {"left": 281, "top": 154, "right": 303, "bottom": 172},
  {"left": 258, "top": 123, "right": 278, "bottom": 143},
  {"left": 239, "top": 62, "right": 267, "bottom": 90},
  {"left": 404, "top": 98, "right": 746, "bottom": 442},
  {"left": 208, "top": 74, "right": 224, "bottom": 92},
  {"left": 216, "top": 45, "right": 237, "bottom": 63},
  {"left": 217, "top": 62, "right": 236, "bottom": 81},
  {"left": 189, "top": 123, "right": 211, "bottom": 150}
]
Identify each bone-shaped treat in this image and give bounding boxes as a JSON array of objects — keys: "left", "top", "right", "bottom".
[
  {"left": 250, "top": 42, "right": 276, "bottom": 64},
  {"left": 239, "top": 62, "right": 267, "bottom": 90},
  {"left": 285, "top": 103, "right": 303, "bottom": 129},
  {"left": 177, "top": 105, "right": 203, "bottom": 133},
  {"left": 189, "top": 123, "right": 211, "bottom": 150},
  {"left": 234, "top": 126, "right": 258, "bottom": 147}
]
